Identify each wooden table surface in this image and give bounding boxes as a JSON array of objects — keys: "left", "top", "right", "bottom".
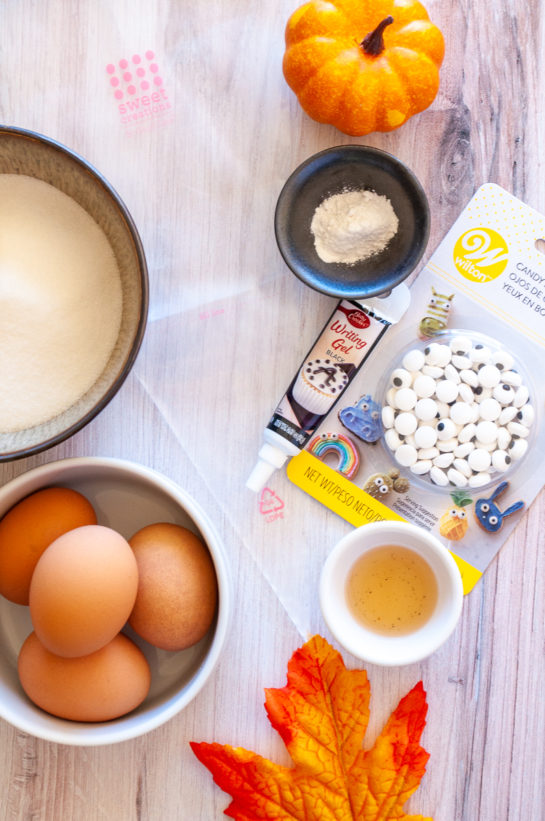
[{"left": 1, "top": 1, "right": 544, "bottom": 819}]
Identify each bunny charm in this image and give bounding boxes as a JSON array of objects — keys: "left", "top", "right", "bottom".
[{"left": 474, "top": 481, "right": 525, "bottom": 533}]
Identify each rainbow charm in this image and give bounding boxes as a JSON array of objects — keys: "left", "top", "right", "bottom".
[{"left": 308, "top": 432, "right": 360, "bottom": 479}]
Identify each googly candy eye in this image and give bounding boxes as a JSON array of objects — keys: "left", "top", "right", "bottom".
[
  {"left": 488, "top": 515, "right": 499, "bottom": 526},
  {"left": 493, "top": 383, "right": 515, "bottom": 405},
  {"left": 468, "top": 448, "right": 492, "bottom": 472},
  {"left": 452, "top": 354, "right": 472, "bottom": 370},
  {"left": 470, "top": 344, "right": 492, "bottom": 365},
  {"left": 435, "top": 379, "right": 459, "bottom": 403},
  {"left": 433, "top": 345, "right": 452, "bottom": 367},
  {"left": 460, "top": 368, "right": 479, "bottom": 388},
  {"left": 450, "top": 335, "right": 472, "bottom": 355},
  {"left": 480, "top": 502, "right": 490, "bottom": 513},
  {"left": 394, "top": 388, "right": 417, "bottom": 411},
  {"left": 414, "top": 425, "right": 438, "bottom": 450},
  {"left": 424, "top": 343, "right": 443, "bottom": 366},
  {"left": 394, "top": 412, "right": 418, "bottom": 436},
  {"left": 414, "top": 397, "right": 438, "bottom": 421},
  {"left": 479, "top": 397, "right": 502, "bottom": 422},
  {"left": 513, "top": 386, "right": 529, "bottom": 407},
  {"left": 402, "top": 348, "right": 426, "bottom": 372},
  {"left": 499, "top": 405, "right": 518, "bottom": 425},
  {"left": 384, "top": 428, "right": 403, "bottom": 450},
  {"left": 374, "top": 477, "right": 383, "bottom": 487},
  {"left": 413, "top": 374, "right": 436, "bottom": 398},
  {"left": 395, "top": 443, "right": 418, "bottom": 466},
  {"left": 458, "top": 509, "right": 467, "bottom": 519},
  {"left": 382, "top": 405, "right": 395, "bottom": 429},
  {"left": 410, "top": 460, "right": 432, "bottom": 475},
  {"left": 379, "top": 484, "right": 389, "bottom": 494},
  {"left": 433, "top": 452, "right": 455, "bottom": 468},
  {"left": 436, "top": 418, "right": 457, "bottom": 440},
  {"left": 390, "top": 368, "right": 412, "bottom": 388},
  {"left": 492, "top": 450, "right": 512, "bottom": 472},
  {"left": 450, "top": 402, "right": 474, "bottom": 426},
  {"left": 444, "top": 363, "right": 461, "bottom": 384},
  {"left": 502, "top": 370, "right": 522, "bottom": 387},
  {"left": 478, "top": 364, "right": 501, "bottom": 388},
  {"left": 449, "top": 508, "right": 459, "bottom": 517},
  {"left": 491, "top": 350, "right": 514, "bottom": 371},
  {"left": 509, "top": 439, "right": 528, "bottom": 460},
  {"left": 447, "top": 468, "right": 468, "bottom": 487},
  {"left": 517, "top": 404, "right": 535, "bottom": 426},
  {"left": 469, "top": 472, "right": 491, "bottom": 488}
]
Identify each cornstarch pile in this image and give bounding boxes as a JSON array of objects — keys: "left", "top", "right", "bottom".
[
  {"left": 310, "top": 188, "right": 399, "bottom": 264},
  {"left": 0, "top": 174, "right": 123, "bottom": 432}
]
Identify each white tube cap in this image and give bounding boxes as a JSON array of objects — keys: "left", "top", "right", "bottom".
[{"left": 246, "top": 443, "right": 289, "bottom": 493}]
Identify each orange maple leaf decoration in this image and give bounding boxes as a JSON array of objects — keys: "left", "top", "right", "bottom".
[{"left": 190, "top": 635, "right": 432, "bottom": 821}]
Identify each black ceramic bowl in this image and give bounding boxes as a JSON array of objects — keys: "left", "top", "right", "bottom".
[
  {"left": 274, "top": 145, "right": 430, "bottom": 299},
  {"left": 0, "top": 126, "right": 148, "bottom": 461}
]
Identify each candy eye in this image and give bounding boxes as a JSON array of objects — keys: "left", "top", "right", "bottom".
[
  {"left": 458, "top": 510, "right": 466, "bottom": 519},
  {"left": 481, "top": 503, "right": 490, "bottom": 513},
  {"left": 379, "top": 485, "right": 389, "bottom": 494},
  {"left": 489, "top": 515, "right": 498, "bottom": 526},
  {"left": 361, "top": 403, "right": 369, "bottom": 411},
  {"left": 374, "top": 477, "right": 383, "bottom": 487},
  {"left": 450, "top": 508, "right": 459, "bottom": 517},
  {"left": 443, "top": 302, "right": 450, "bottom": 310},
  {"left": 371, "top": 411, "right": 379, "bottom": 420},
  {"left": 429, "top": 298, "right": 436, "bottom": 306}
]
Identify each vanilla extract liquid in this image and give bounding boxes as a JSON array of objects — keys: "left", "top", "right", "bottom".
[{"left": 345, "top": 545, "right": 438, "bottom": 636}]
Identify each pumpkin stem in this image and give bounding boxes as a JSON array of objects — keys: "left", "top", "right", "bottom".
[{"left": 360, "top": 16, "right": 394, "bottom": 57}]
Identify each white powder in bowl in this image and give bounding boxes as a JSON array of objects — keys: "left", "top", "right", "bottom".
[
  {"left": 0, "top": 174, "right": 123, "bottom": 432},
  {"left": 310, "top": 188, "right": 399, "bottom": 264}
]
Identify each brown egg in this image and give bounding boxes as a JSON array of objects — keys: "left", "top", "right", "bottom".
[
  {"left": 128, "top": 522, "right": 217, "bottom": 651},
  {"left": 0, "top": 487, "right": 97, "bottom": 605},
  {"left": 18, "top": 631, "right": 150, "bottom": 722},
  {"left": 29, "top": 525, "right": 138, "bottom": 658}
]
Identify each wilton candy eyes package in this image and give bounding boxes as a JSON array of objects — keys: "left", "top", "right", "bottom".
[{"left": 287, "top": 184, "right": 545, "bottom": 593}]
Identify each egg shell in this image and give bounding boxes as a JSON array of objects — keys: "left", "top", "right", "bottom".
[
  {"left": 18, "top": 632, "right": 150, "bottom": 722},
  {"left": 128, "top": 523, "right": 218, "bottom": 652},
  {"left": 0, "top": 488, "right": 97, "bottom": 606},
  {"left": 29, "top": 525, "right": 138, "bottom": 658}
]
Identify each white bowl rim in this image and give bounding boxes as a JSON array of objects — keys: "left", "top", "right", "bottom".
[
  {"left": 319, "top": 520, "right": 463, "bottom": 667},
  {"left": 0, "top": 456, "right": 232, "bottom": 745}
]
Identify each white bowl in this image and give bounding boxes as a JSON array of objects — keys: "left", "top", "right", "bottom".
[
  {"left": 320, "top": 521, "right": 463, "bottom": 666},
  {"left": 0, "top": 457, "right": 231, "bottom": 745}
]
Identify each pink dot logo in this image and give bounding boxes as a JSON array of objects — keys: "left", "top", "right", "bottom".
[
  {"left": 119, "top": 58, "right": 128, "bottom": 69},
  {"left": 106, "top": 64, "right": 115, "bottom": 75},
  {"left": 132, "top": 54, "right": 141, "bottom": 64},
  {"left": 145, "top": 50, "right": 155, "bottom": 60}
]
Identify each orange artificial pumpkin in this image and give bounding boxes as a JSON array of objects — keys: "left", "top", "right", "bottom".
[{"left": 282, "top": 0, "right": 445, "bottom": 136}]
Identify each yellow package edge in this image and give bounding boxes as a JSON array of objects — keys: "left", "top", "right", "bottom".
[{"left": 287, "top": 450, "right": 482, "bottom": 595}]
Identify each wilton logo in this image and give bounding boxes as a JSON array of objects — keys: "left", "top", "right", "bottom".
[
  {"left": 106, "top": 51, "right": 172, "bottom": 130},
  {"left": 453, "top": 227, "right": 509, "bottom": 283}
]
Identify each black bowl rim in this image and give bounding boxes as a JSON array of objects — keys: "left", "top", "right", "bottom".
[
  {"left": 274, "top": 144, "right": 430, "bottom": 299},
  {"left": 0, "top": 125, "right": 149, "bottom": 462}
]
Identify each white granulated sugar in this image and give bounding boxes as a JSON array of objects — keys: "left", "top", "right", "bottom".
[
  {"left": 0, "top": 174, "right": 123, "bottom": 432},
  {"left": 310, "top": 188, "right": 399, "bottom": 264}
]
